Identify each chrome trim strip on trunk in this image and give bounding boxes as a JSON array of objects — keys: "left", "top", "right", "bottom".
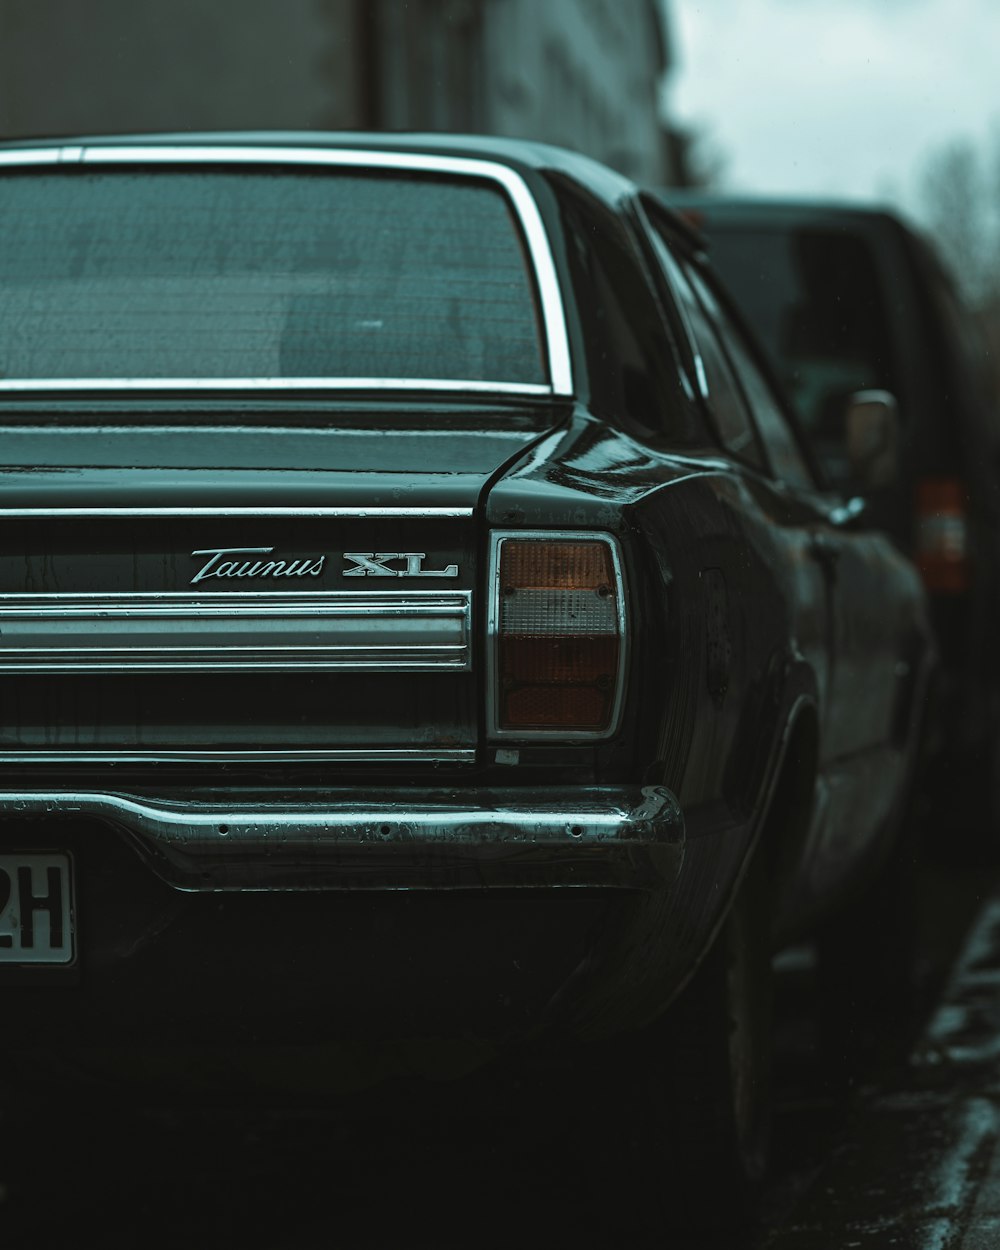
[
  {"left": 0, "top": 507, "right": 475, "bottom": 518},
  {"left": 0, "top": 785, "right": 684, "bottom": 891},
  {"left": 0, "top": 749, "right": 475, "bottom": 764},
  {"left": 0, "top": 590, "right": 472, "bottom": 674},
  {"left": 0, "top": 144, "right": 574, "bottom": 398}
]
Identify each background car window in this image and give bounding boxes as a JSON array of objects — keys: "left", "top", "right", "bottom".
[
  {"left": 0, "top": 170, "right": 547, "bottom": 385},
  {"left": 685, "top": 262, "right": 816, "bottom": 493},
  {"left": 706, "top": 226, "right": 897, "bottom": 481},
  {"left": 647, "top": 228, "right": 766, "bottom": 468},
  {"left": 556, "top": 182, "right": 704, "bottom": 446}
]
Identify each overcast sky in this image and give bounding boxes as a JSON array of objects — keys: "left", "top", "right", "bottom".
[{"left": 667, "top": 0, "right": 1000, "bottom": 215}]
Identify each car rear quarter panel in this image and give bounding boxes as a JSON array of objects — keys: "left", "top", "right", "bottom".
[{"left": 486, "top": 413, "right": 835, "bottom": 1030}]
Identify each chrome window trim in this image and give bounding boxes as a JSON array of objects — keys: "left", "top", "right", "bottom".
[
  {"left": 486, "top": 529, "right": 628, "bottom": 742},
  {"left": 642, "top": 222, "right": 709, "bottom": 403},
  {"left": 0, "top": 144, "right": 574, "bottom": 398},
  {"left": 0, "top": 589, "right": 472, "bottom": 674},
  {"left": 0, "top": 749, "right": 475, "bottom": 764},
  {"left": 0, "top": 506, "right": 474, "bottom": 518},
  {"left": 0, "top": 379, "right": 553, "bottom": 396}
]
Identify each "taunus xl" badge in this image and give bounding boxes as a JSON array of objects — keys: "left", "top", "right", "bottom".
[{"left": 189, "top": 547, "right": 458, "bottom": 584}]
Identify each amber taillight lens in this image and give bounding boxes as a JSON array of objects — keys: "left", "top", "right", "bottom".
[{"left": 495, "top": 537, "right": 623, "bottom": 732}]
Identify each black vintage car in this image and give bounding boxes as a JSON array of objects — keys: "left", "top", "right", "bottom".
[{"left": 0, "top": 135, "right": 931, "bottom": 1216}]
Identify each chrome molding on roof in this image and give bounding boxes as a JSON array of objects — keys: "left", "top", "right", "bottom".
[
  {"left": 0, "top": 144, "right": 574, "bottom": 398},
  {"left": 0, "top": 589, "right": 472, "bottom": 674}
]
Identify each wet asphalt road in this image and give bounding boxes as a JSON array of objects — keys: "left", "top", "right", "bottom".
[
  {"left": 759, "top": 884, "right": 1000, "bottom": 1249},
  {"left": 0, "top": 844, "right": 998, "bottom": 1248}
]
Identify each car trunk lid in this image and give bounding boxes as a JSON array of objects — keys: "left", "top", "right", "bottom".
[{"left": 0, "top": 410, "right": 556, "bottom": 765}]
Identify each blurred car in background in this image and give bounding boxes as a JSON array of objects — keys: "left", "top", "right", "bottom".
[{"left": 659, "top": 196, "right": 1000, "bottom": 837}]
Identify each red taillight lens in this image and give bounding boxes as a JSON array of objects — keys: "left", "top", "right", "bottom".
[
  {"left": 495, "top": 537, "right": 623, "bottom": 732},
  {"left": 915, "top": 477, "right": 970, "bottom": 593}
]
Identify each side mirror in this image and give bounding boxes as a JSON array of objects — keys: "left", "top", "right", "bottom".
[{"left": 844, "top": 389, "right": 899, "bottom": 491}]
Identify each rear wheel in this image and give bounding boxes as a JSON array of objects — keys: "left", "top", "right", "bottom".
[{"left": 615, "top": 856, "right": 773, "bottom": 1230}]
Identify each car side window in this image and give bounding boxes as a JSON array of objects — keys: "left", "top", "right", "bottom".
[
  {"left": 646, "top": 227, "right": 766, "bottom": 470},
  {"left": 555, "top": 183, "right": 704, "bottom": 447},
  {"left": 686, "top": 263, "right": 817, "bottom": 493}
]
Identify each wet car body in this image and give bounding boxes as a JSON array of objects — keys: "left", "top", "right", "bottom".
[
  {"left": 0, "top": 136, "right": 931, "bottom": 1098},
  {"left": 657, "top": 194, "right": 1000, "bottom": 828}
]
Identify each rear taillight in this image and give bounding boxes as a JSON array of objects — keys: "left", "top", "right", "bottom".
[
  {"left": 489, "top": 533, "right": 625, "bottom": 736},
  {"left": 915, "top": 477, "right": 970, "bottom": 593}
]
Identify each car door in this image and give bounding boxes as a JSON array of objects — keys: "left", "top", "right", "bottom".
[
  {"left": 685, "top": 258, "right": 910, "bottom": 764},
  {"left": 637, "top": 204, "right": 924, "bottom": 889},
  {"left": 637, "top": 213, "right": 835, "bottom": 733}
]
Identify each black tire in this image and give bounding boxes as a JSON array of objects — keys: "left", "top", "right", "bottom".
[{"left": 617, "top": 856, "right": 774, "bottom": 1231}]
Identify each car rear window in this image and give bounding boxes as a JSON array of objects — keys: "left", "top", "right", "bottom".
[{"left": 0, "top": 169, "right": 547, "bottom": 387}]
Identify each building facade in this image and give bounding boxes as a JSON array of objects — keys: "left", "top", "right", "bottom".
[
  {"left": 374, "top": 0, "right": 678, "bottom": 184},
  {"left": 0, "top": 0, "right": 683, "bottom": 184}
]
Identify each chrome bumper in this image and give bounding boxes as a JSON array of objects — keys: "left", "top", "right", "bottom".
[{"left": 0, "top": 785, "right": 684, "bottom": 892}]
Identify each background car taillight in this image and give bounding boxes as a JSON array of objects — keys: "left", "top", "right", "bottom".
[
  {"left": 489, "top": 533, "right": 626, "bottom": 735},
  {"left": 915, "top": 476, "right": 970, "bottom": 593}
]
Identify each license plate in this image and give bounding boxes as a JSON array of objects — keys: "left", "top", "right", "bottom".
[{"left": 0, "top": 853, "right": 75, "bottom": 964}]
